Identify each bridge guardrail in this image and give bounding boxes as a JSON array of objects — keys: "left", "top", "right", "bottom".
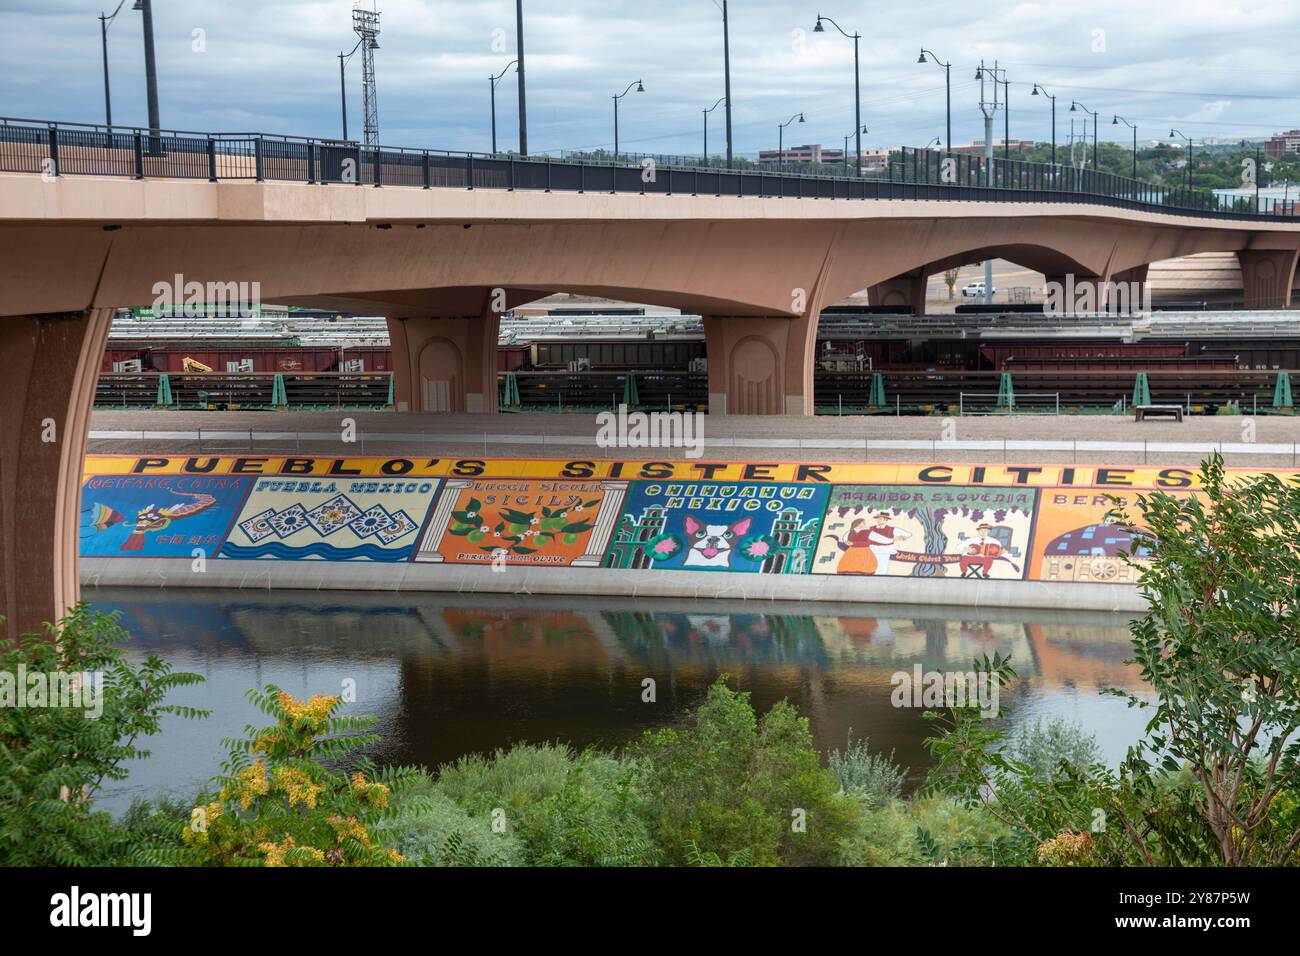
[{"left": 3, "top": 116, "right": 1296, "bottom": 223}]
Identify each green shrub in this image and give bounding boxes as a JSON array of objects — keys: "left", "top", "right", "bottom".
[
  {"left": 379, "top": 786, "right": 524, "bottom": 866},
  {"left": 634, "top": 676, "right": 859, "bottom": 866},
  {"left": 433, "top": 742, "right": 574, "bottom": 817},
  {"left": 828, "top": 731, "right": 908, "bottom": 808},
  {"left": 514, "top": 752, "right": 659, "bottom": 866},
  {"left": 1012, "top": 717, "right": 1102, "bottom": 781},
  {"left": 0, "top": 605, "right": 205, "bottom": 866}
]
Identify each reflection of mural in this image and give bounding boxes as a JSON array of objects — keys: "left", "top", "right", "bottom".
[
  {"left": 604, "top": 481, "right": 829, "bottom": 573},
  {"left": 80, "top": 475, "right": 251, "bottom": 557},
  {"left": 220, "top": 478, "right": 438, "bottom": 561},
  {"left": 414, "top": 479, "right": 627, "bottom": 567},
  {"left": 813, "top": 486, "right": 1037, "bottom": 579}
]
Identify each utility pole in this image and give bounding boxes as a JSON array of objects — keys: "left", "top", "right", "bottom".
[
  {"left": 516, "top": 0, "right": 528, "bottom": 156},
  {"left": 98, "top": 2, "right": 127, "bottom": 132}
]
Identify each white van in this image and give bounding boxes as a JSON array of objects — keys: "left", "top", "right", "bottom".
[{"left": 961, "top": 281, "right": 995, "bottom": 297}]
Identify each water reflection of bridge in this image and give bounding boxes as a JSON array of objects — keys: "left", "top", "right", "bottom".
[{"left": 97, "top": 587, "right": 1142, "bottom": 777}]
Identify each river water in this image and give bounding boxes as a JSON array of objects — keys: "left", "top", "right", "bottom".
[{"left": 90, "top": 588, "right": 1149, "bottom": 813}]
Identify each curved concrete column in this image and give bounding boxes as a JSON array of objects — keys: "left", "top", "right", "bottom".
[
  {"left": 387, "top": 310, "right": 501, "bottom": 413},
  {"left": 703, "top": 314, "right": 816, "bottom": 416},
  {"left": 1237, "top": 248, "right": 1300, "bottom": 309},
  {"left": 868, "top": 268, "right": 930, "bottom": 314},
  {"left": 0, "top": 309, "right": 112, "bottom": 639}
]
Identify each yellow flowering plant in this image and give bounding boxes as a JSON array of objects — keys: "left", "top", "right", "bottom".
[{"left": 180, "top": 685, "right": 424, "bottom": 867}]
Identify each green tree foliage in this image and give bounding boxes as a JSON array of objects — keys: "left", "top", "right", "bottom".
[
  {"left": 1107, "top": 453, "right": 1300, "bottom": 866},
  {"left": 828, "top": 730, "right": 908, "bottom": 808},
  {"left": 0, "top": 605, "right": 205, "bottom": 866},
  {"left": 633, "top": 676, "right": 859, "bottom": 865}
]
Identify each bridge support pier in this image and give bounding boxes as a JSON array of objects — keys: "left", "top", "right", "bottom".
[
  {"left": 702, "top": 314, "right": 816, "bottom": 415},
  {"left": 0, "top": 309, "right": 112, "bottom": 640},
  {"left": 868, "top": 268, "right": 929, "bottom": 315},
  {"left": 1237, "top": 248, "right": 1300, "bottom": 309},
  {"left": 386, "top": 311, "right": 501, "bottom": 413}
]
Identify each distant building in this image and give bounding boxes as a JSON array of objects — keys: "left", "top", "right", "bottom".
[
  {"left": 949, "top": 138, "right": 1034, "bottom": 155},
  {"left": 1265, "top": 130, "right": 1300, "bottom": 158},
  {"left": 758, "top": 143, "right": 843, "bottom": 164}
]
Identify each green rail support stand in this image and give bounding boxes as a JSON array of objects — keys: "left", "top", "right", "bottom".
[
  {"left": 1273, "top": 370, "right": 1293, "bottom": 412},
  {"left": 501, "top": 372, "right": 521, "bottom": 409},
  {"left": 868, "top": 372, "right": 886, "bottom": 409},
  {"left": 622, "top": 372, "right": 640, "bottom": 408},
  {"left": 386, "top": 373, "right": 397, "bottom": 410},
  {"left": 1132, "top": 371, "right": 1152, "bottom": 408},
  {"left": 997, "top": 372, "right": 1015, "bottom": 409},
  {"left": 154, "top": 373, "right": 174, "bottom": 408},
  {"left": 271, "top": 373, "right": 288, "bottom": 410}
]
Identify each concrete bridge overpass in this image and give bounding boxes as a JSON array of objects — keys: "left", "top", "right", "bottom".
[{"left": 3, "top": 117, "right": 1300, "bottom": 637}]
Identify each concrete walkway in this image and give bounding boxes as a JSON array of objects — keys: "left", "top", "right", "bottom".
[{"left": 88, "top": 409, "right": 1300, "bottom": 467}]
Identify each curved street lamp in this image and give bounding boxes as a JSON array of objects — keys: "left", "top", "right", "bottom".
[
  {"left": 843, "top": 125, "right": 868, "bottom": 174},
  {"left": 612, "top": 79, "right": 644, "bottom": 160},
  {"left": 1070, "top": 101, "right": 1098, "bottom": 170},
  {"left": 1113, "top": 115, "right": 1137, "bottom": 180},
  {"left": 917, "top": 48, "right": 951, "bottom": 153},
  {"left": 1170, "top": 128, "right": 1194, "bottom": 191},
  {"left": 1031, "top": 83, "right": 1056, "bottom": 166},
  {"left": 490, "top": 60, "right": 518, "bottom": 154},
  {"left": 703, "top": 96, "right": 727, "bottom": 166},
  {"left": 814, "top": 14, "right": 863, "bottom": 175},
  {"left": 778, "top": 112, "right": 805, "bottom": 167}
]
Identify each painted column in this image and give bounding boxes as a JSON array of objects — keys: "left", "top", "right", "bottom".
[
  {"left": 573, "top": 480, "right": 629, "bottom": 566},
  {"left": 414, "top": 478, "right": 473, "bottom": 562},
  {"left": 0, "top": 309, "right": 113, "bottom": 640}
]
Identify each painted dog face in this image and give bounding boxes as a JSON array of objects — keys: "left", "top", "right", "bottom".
[{"left": 682, "top": 514, "right": 752, "bottom": 567}]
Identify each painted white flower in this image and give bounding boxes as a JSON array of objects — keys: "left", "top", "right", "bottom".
[
  {"left": 529, "top": 517, "right": 539, "bottom": 525},
  {"left": 479, "top": 525, "right": 489, "bottom": 533}
]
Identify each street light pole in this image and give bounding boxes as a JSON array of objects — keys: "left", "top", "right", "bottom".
[
  {"left": 703, "top": 96, "right": 726, "bottom": 165},
  {"left": 814, "top": 15, "right": 862, "bottom": 175},
  {"left": 1031, "top": 84, "right": 1056, "bottom": 165},
  {"left": 778, "top": 112, "right": 804, "bottom": 167},
  {"left": 138, "top": 0, "right": 161, "bottom": 138},
  {"left": 721, "top": 0, "right": 733, "bottom": 168},
  {"left": 843, "top": 126, "right": 867, "bottom": 175},
  {"left": 339, "top": 38, "right": 364, "bottom": 141},
  {"left": 612, "top": 79, "right": 644, "bottom": 161},
  {"left": 1071, "top": 101, "right": 1098, "bottom": 169},
  {"left": 1113, "top": 115, "right": 1137, "bottom": 180},
  {"left": 918, "top": 49, "right": 951, "bottom": 152},
  {"left": 516, "top": 0, "right": 528, "bottom": 156},
  {"left": 98, "top": 2, "right": 129, "bottom": 132},
  {"left": 490, "top": 60, "right": 518, "bottom": 154},
  {"left": 1170, "top": 129, "right": 1194, "bottom": 191}
]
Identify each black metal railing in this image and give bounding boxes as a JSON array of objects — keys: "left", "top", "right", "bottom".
[{"left": 3, "top": 116, "right": 1295, "bottom": 222}]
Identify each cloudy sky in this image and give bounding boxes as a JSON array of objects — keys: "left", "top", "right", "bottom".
[{"left": 2, "top": 0, "right": 1296, "bottom": 158}]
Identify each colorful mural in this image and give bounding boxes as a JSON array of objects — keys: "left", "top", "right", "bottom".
[
  {"left": 219, "top": 476, "right": 439, "bottom": 561},
  {"left": 812, "top": 485, "right": 1037, "bottom": 579},
  {"left": 80, "top": 474, "right": 252, "bottom": 557},
  {"left": 413, "top": 478, "right": 626, "bottom": 567},
  {"left": 604, "top": 480, "right": 829, "bottom": 573},
  {"left": 77, "top": 457, "right": 1290, "bottom": 587}
]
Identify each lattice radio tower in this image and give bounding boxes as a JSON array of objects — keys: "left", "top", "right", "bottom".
[{"left": 352, "top": 3, "right": 381, "bottom": 146}]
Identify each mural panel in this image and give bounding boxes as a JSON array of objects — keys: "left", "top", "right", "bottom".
[
  {"left": 80, "top": 474, "right": 252, "bottom": 557},
  {"left": 413, "top": 478, "right": 627, "bottom": 567},
  {"left": 219, "top": 476, "right": 438, "bottom": 561},
  {"left": 811, "top": 485, "right": 1038, "bottom": 579},
  {"left": 604, "top": 480, "right": 830, "bottom": 573}
]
